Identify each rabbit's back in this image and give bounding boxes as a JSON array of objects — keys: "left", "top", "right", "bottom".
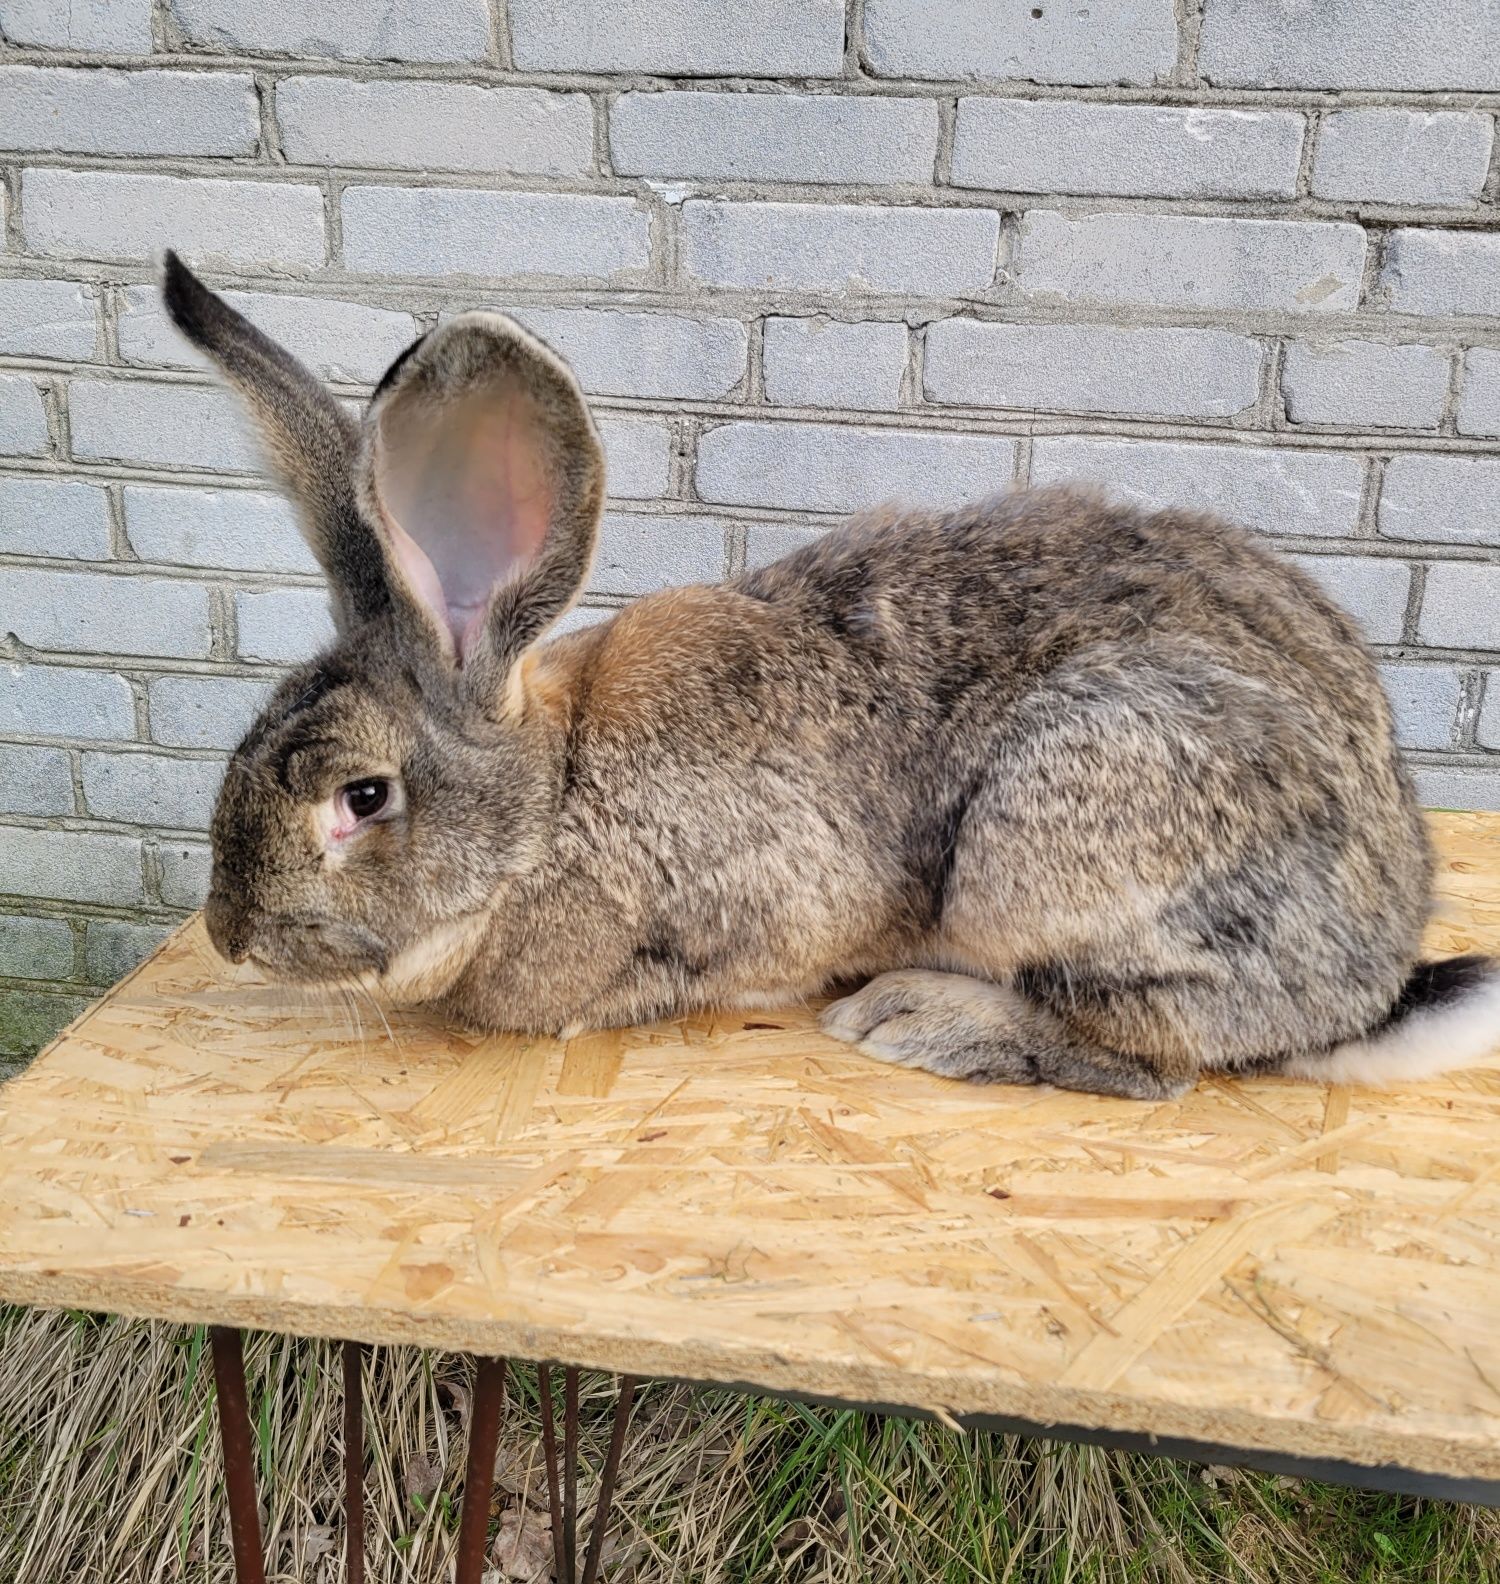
[{"left": 738, "top": 484, "right": 1381, "bottom": 743}]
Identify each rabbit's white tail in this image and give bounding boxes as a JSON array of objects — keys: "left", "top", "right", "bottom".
[{"left": 1281, "top": 955, "right": 1500, "bottom": 1085}]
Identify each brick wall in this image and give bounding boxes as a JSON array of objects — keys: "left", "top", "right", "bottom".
[{"left": 1, "top": 0, "right": 1499, "bottom": 1068}]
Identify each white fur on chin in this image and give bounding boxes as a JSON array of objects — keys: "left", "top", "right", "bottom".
[{"left": 375, "top": 913, "right": 488, "bottom": 1003}]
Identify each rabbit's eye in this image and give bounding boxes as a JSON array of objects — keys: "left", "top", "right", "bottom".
[{"left": 340, "top": 779, "right": 389, "bottom": 822}]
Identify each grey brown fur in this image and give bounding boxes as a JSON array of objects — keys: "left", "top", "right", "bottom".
[{"left": 164, "top": 254, "right": 1497, "bottom": 1099}]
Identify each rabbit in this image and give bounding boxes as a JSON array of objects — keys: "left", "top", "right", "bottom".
[{"left": 163, "top": 251, "right": 1500, "bottom": 1101}]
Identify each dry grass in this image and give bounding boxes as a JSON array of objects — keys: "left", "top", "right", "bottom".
[{"left": 1, "top": 1305, "right": 1496, "bottom": 1583}]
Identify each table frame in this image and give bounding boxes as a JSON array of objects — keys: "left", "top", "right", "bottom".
[
  {"left": 208, "top": 1327, "right": 637, "bottom": 1584},
  {"left": 200, "top": 1324, "right": 1499, "bottom": 1584}
]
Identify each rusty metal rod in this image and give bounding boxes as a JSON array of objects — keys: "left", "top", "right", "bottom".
[
  {"left": 563, "top": 1367, "right": 580, "bottom": 1584},
  {"left": 454, "top": 1357, "right": 507, "bottom": 1584},
  {"left": 209, "top": 1327, "right": 267, "bottom": 1584},
  {"left": 342, "top": 1341, "right": 366, "bottom": 1584},
  {"left": 538, "top": 1363, "right": 568, "bottom": 1584},
  {"left": 580, "top": 1376, "right": 637, "bottom": 1584}
]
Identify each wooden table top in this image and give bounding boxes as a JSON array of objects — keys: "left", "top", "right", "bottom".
[{"left": 2, "top": 811, "right": 1499, "bottom": 1483}]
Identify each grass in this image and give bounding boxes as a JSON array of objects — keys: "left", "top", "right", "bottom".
[{"left": 1, "top": 1305, "right": 1496, "bottom": 1582}]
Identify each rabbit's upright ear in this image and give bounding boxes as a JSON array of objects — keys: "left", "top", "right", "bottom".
[
  {"left": 159, "top": 252, "right": 390, "bottom": 631},
  {"left": 357, "top": 313, "right": 605, "bottom": 708}
]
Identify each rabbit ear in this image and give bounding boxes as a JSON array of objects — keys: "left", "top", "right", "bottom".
[
  {"left": 358, "top": 312, "right": 605, "bottom": 700},
  {"left": 160, "top": 251, "right": 390, "bottom": 631}
]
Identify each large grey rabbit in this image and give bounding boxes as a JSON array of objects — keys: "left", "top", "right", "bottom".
[{"left": 164, "top": 253, "right": 1500, "bottom": 1100}]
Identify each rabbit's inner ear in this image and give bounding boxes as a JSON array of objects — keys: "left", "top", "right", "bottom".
[{"left": 374, "top": 382, "right": 553, "bottom": 661}]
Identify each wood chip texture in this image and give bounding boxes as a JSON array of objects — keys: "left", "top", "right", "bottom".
[{"left": 3, "top": 812, "right": 1500, "bottom": 1480}]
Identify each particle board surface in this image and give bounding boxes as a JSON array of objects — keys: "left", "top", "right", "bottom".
[{"left": 2, "top": 811, "right": 1500, "bottom": 1480}]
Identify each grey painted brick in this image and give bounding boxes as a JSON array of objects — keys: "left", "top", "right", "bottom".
[
  {"left": 952, "top": 101, "right": 1303, "bottom": 199},
  {"left": 588, "top": 513, "right": 728, "bottom": 596},
  {"left": 118, "top": 287, "right": 419, "bottom": 386},
  {"left": 0, "top": 278, "right": 98, "bottom": 360},
  {"left": 1421, "top": 563, "right": 1500, "bottom": 650},
  {"left": 1288, "top": 554, "right": 1411, "bottom": 644},
  {"left": 925, "top": 321, "right": 1261, "bottom": 419},
  {"left": 0, "top": 477, "right": 111, "bottom": 559},
  {"left": 167, "top": 0, "right": 491, "bottom": 62},
  {"left": 1282, "top": 340, "right": 1450, "bottom": 430},
  {"left": 506, "top": 308, "right": 747, "bottom": 401},
  {"left": 70, "top": 380, "right": 262, "bottom": 473},
  {"left": 1312, "top": 111, "right": 1494, "bottom": 206},
  {"left": 0, "top": 915, "right": 75, "bottom": 982},
  {"left": 1031, "top": 437, "right": 1365, "bottom": 538},
  {"left": 1479, "top": 682, "right": 1500, "bottom": 751},
  {"left": 864, "top": 0, "right": 1176, "bottom": 85},
  {"left": 234, "top": 588, "right": 337, "bottom": 665},
  {"left": 23, "top": 170, "right": 326, "bottom": 271},
  {"left": 682, "top": 200, "right": 1000, "bottom": 296},
  {"left": 597, "top": 416, "right": 671, "bottom": 500},
  {"left": 763, "top": 318, "right": 907, "bottom": 412},
  {"left": 611, "top": 92, "right": 939, "bottom": 186},
  {"left": 277, "top": 77, "right": 593, "bottom": 177},
  {"left": 0, "top": 0, "right": 151, "bottom": 51},
  {"left": 82, "top": 750, "right": 223, "bottom": 830},
  {"left": 342, "top": 187, "right": 650, "bottom": 283},
  {"left": 156, "top": 840, "right": 211, "bottom": 908},
  {"left": 0, "top": 569, "right": 212, "bottom": 659},
  {"left": 0, "top": 744, "right": 75, "bottom": 816},
  {"left": 698, "top": 421, "right": 1016, "bottom": 513},
  {"left": 1015, "top": 211, "right": 1367, "bottom": 315},
  {"left": 743, "top": 521, "right": 829, "bottom": 569},
  {"left": 1380, "top": 455, "right": 1500, "bottom": 550},
  {"left": 1383, "top": 229, "right": 1500, "bottom": 319},
  {"left": 123, "top": 485, "right": 319, "bottom": 574},
  {"left": 150, "top": 675, "right": 275, "bottom": 750},
  {"left": 85, "top": 919, "right": 172, "bottom": 986},
  {"left": 0, "top": 990, "right": 91, "bottom": 1060},
  {"left": 1459, "top": 350, "right": 1500, "bottom": 439},
  {"left": 1, "top": 665, "right": 136, "bottom": 741},
  {"left": 1200, "top": 0, "right": 1500, "bottom": 90},
  {"left": 0, "top": 66, "right": 257, "bottom": 157},
  {"left": 1410, "top": 766, "right": 1500, "bottom": 814},
  {"left": 0, "top": 374, "right": 49, "bottom": 457},
  {"left": 7, "top": 826, "right": 144, "bottom": 905},
  {"left": 511, "top": 0, "right": 845, "bottom": 75},
  {"left": 1377, "top": 663, "right": 1463, "bottom": 751}
]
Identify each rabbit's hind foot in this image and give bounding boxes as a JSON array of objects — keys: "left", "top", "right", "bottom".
[{"left": 820, "top": 968, "right": 1190, "bottom": 1101}]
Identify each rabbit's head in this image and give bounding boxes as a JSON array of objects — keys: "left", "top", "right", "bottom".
[{"left": 161, "top": 255, "right": 605, "bottom": 985}]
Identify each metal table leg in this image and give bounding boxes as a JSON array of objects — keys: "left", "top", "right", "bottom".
[
  {"left": 209, "top": 1327, "right": 267, "bottom": 1584},
  {"left": 454, "top": 1356, "right": 508, "bottom": 1584},
  {"left": 540, "top": 1366, "right": 638, "bottom": 1584},
  {"left": 539, "top": 1362, "right": 568, "bottom": 1583},
  {"left": 343, "top": 1340, "right": 366, "bottom": 1584},
  {"left": 581, "top": 1376, "right": 637, "bottom": 1584}
]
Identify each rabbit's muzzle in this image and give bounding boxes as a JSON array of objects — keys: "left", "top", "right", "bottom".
[{"left": 205, "top": 888, "right": 390, "bottom": 983}]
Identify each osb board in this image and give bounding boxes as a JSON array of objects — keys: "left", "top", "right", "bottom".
[{"left": 3, "top": 813, "right": 1500, "bottom": 1481}]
